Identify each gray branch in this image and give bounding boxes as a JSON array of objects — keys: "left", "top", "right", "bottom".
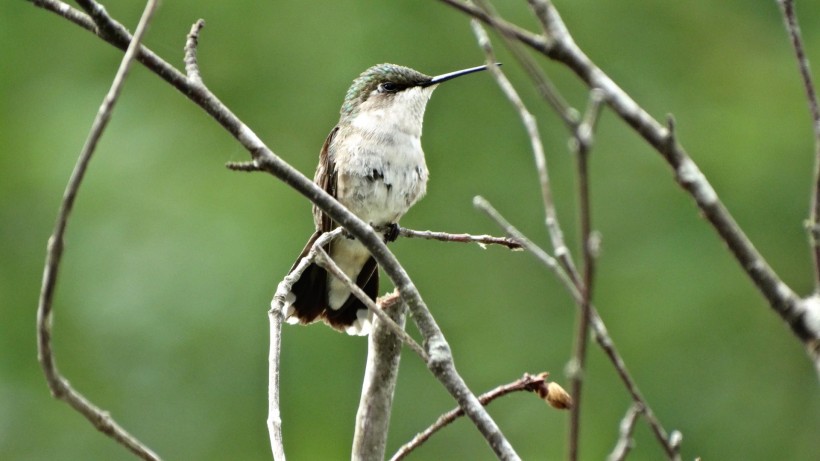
[
  {"left": 34, "top": 0, "right": 162, "bottom": 459},
  {"left": 352, "top": 292, "right": 407, "bottom": 461}
]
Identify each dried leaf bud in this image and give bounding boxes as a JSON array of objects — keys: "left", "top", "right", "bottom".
[{"left": 544, "top": 382, "right": 573, "bottom": 410}]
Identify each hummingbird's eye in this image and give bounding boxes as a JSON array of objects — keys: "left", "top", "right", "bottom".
[{"left": 378, "top": 82, "right": 399, "bottom": 93}]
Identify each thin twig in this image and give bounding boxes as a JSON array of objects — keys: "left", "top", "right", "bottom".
[
  {"left": 225, "top": 160, "right": 264, "bottom": 172},
  {"left": 474, "top": 196, "right": 579, "bottom": 299},
  {"left": 567, "top": 89, "right": 604, "bottom": 461},
  {"left": 267, "top": 301, "right": 286, "bottom": 461},
  {"left": 390, "top": 373, "right": 562, "bottom": 461},
  {"left": 474, "top": 196, "right": 681, "bottom": 460},
  {"left": 777, "top": 0, "right": 820, "bottom": 292},
  {"left": 398, "top": 227, "right": 521, "bottom": 250},
  {"left": 184, "top": 19, "right": 205, "bottom": 85},
  {"left": 269, "top": 228, "right": 343, "bottom": 461},
  {"left": 35, "top": 1, "right": 161, "bottom": 460},
  {"left": 469, "top": 19, "right": 580, "bottom": 289},
  {"left": 606, "top": 403, "right": 644, "bottom": 461},
  {"left": 471, "top": 0, "right": 578, "bottom": 130}
]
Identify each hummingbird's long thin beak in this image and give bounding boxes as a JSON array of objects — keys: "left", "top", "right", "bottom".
[{"left": 422, "top": 63, "right": 500, "bottom": 87}]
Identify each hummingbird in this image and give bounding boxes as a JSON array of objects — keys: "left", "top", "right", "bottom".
[{"left": 284, "top": 63, "right": 490, "bottom": 335}]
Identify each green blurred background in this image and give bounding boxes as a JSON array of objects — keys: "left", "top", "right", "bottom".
[{"left": 2, "top": 0, "right": 819, "bottom": 459}]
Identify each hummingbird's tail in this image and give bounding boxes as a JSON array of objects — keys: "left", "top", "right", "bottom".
[{"left": 284, "top": 231, "right": 378, "bottom": 335}]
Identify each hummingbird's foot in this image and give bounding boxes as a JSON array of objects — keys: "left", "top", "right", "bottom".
[
  {"left": 341, "top": 228, "right": 355, "bottom": 240},
  {"left": 383, "top": 223, "right": 400, "bottom": 243}
]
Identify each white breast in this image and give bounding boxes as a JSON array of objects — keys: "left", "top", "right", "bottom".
[{"left": 332, "top": 87, "right": 432, "bottom": 226}]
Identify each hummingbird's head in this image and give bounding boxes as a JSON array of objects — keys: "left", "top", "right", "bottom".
[
  {"left": 339, "top": 63, "right": 491, "bottom": 121},
  {"left": 340, "top": 64, "right": 432, "bottom": 119}
]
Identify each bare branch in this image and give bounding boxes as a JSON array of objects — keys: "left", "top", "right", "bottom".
[
  {"left": 474, "top": 196, "right": 578, "bottom": 298},
  {"left": 184, "top": 19, "right": 205, "bottom": 84},
  {"left": 471, "top": 0, "right": 577, "bottom": 129},
  {"left": 567, "top": 88, "right": 604, "bottom": 461},
  {"left": 272, "top": 229, "right": 343, "bottom": 309},
  {"left": 268, "top": 228, "right": 343, "bottom": 460},
  {"left": 436, "top": 0, "right": 547, "bottom": 53},
  {"left": 469, "top": 19, "right": 580, "bottom": 288},
  {"left": 777, "top": 0, "right": 820, "bottom": 292},
  {"left": 390, "top": 373, "right": 565, "bottom": 461},
  {"left": 534, "top": 0, "right": 809, "bottom": 348},
  {"left": 353, "top": 292, "right": 407, "bottom": 461},
  {"left": 266, "top": 303, "right": 286, "bottom": 461},
  {"left": 35, "top": 1, "right": 161, "bottom": 460},
  {"left": 397, "top": 226, "right": 522, "bottom": 250},
  {"left": 31, "top": 0, "right": 96, "bottom": 32}
]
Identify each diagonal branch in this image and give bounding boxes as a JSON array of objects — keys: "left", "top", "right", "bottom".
[
  {"left": 390, "top": 373, "right": 569, "bottom": 461},
  {"left": 469, "top": 18, "right": 579, "bottom": 290},
  {"left": 469, "top": 17, "right": 601, "bottom": 459},
  {"left": 35, "top": 1, "right": 161, "bottom": 460},
  {"left": 313, "top": 247, "right": 427, "bottom": 360}
]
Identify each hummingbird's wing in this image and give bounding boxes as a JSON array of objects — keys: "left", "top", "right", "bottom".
[
  {"left": 285, "top": 126, "right": 340, "bottom": 324},
  {"left": 287, "top": 125, "right": 379, "bottom": 334},
  {"left": 313, "top": 125, "right": 339, "bottom": 233}
]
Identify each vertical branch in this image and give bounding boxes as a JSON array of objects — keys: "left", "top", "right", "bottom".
[
  {"left": 352, "top": 292, "right": 407, "bottom": 461},
  {"left": 267, "top": 303, "right": 286, "bottom": 461},
  {"left": 777, "top": 0, "right": 820, "bottom": 292},
  {"left": 35, "top": 1, "right": 161, "bottom": 460},
  {"left": 567, "top": 90, "right": 604, "bottom": 461},
  {"left": 268, "top": 228, "right": 343, "bottom": 461}
]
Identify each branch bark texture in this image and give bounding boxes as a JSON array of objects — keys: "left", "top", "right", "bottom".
[{"left": 352, "top": 293, "right": 407, "bottom": 461}]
